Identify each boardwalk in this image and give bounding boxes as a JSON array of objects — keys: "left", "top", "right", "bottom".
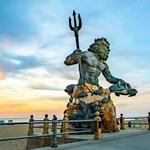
[{"left": 34, "top": 130, "right": 150, "bottom": 150}]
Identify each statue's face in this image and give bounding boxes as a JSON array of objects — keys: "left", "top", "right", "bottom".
[{"left": 97, "top": 43, "right": 110, "bottom": 61}]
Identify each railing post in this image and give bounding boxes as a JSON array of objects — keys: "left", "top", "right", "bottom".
[
  {"left": 28, "top": 115, "right": 34, "bottom": 135},
  {"left": 120, "top": 113, "right": 125, "bottom": 130},
  {"left": 62, "top": 112, "right": 69, "bottom": 138},
  {"left": 148, "top": 112, "right": 150, "bottom": 131},
  {"left": 94, "top": 111, "right": 102, "bottom": 140},
  {"left": 43, "top": 114, "right": 49, "bottom": 134},
  {"left": 51, "top": 115, "right": 58, "bottom": 148}
]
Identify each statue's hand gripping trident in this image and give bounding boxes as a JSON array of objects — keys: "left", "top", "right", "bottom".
[{"left": 69, "top": 10, "right": 83, "bottom": 85}]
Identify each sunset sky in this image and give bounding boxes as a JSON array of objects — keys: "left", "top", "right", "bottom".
[{"left": 0, "top": 0, "right": 150, "bottom": 119}]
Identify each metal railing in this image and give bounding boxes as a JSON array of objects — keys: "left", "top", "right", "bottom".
[
  {"left": 117, "top": 113, "right": 150, "bottom": 130},
  {"left": 0, "top": 112, "right": 150, "bottom": 148},
  {"left": 0, "top": 112, "right": 102, "bottom": 148}
]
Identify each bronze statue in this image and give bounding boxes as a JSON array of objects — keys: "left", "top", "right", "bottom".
[{"left": 63, "top": 11, "right": 137, "bottom": 132}]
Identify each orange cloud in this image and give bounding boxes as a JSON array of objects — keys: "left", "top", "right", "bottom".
[
  {"left": 112, "top": 91, "right": 150, "bottom": 117},
  {"left": 0, "top": 97, "right": 67, "bottom": 118},
  {"left": 0, "top": 68, "right": 4, "bottom": 80},
  {"left": 0, "top": 88, "right": 149, "bottom": 119}
]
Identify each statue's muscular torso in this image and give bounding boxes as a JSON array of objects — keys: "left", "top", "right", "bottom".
[
  {"left": 64, "top": 51, "right": 110, "bottom": 85},
  {"left": 81, "top": 51, "right": 106, "bottom": 85}
]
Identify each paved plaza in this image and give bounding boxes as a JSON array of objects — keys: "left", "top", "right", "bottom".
[{"left": 34, "top": 130, "right": 150, "bottom": 150}]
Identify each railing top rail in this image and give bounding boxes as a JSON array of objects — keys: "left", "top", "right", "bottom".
[
  {"left": 0, "top": 121, "right": 52, "bottom": 126},
  {"left": 61, "top": 119, "right": 95, "bottom": 123},
  {"left": 1, "top": 116, "right": 148, "bottom": 126},
  {"left": 124, "top": 117, "right": 147, "bottom": 119},
  {"left": 116, "top": 116, "right": 147, "bottom": 120},
  {"left": 0, "top": 119, "right": 96, "bottom": 126}
]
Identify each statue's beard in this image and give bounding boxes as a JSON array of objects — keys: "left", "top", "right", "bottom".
[{"left": 98, "top": 52, "right": 109, "bottom": 61}]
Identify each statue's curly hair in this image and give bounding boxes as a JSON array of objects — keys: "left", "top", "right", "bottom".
[{"left": 88, "top": 37, "right": 110, "bottom": 53}]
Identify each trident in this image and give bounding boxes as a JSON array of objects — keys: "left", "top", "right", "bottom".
[{"left": 69, "top": 10, "right": 83, "bottom": 84}]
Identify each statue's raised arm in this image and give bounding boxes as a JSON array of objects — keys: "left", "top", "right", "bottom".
[{"left": 64, "top": 49, "right": 82, "bottom": 66}]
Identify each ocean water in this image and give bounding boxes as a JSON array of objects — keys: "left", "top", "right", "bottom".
[
  {"left": 0, "top": 117, "right": 62, "bottom": 123},
  {"left": 0, "top": 118, "right": 42, "bottom": 123}
]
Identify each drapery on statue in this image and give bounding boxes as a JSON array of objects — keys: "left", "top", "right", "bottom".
[{"left": 63, "top": 11, "right": 137, "bottom": 132}]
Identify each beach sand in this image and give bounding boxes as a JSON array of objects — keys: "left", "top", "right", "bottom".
[{"left": 0, "top": 125, "right": 28, "bottom": 150}]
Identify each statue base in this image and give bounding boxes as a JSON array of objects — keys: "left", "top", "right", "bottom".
[{"left": 64, "top": 83, "right": 119, "bottom": 133}]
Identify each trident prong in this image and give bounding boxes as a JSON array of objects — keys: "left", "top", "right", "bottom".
[{"left": 69, "top": 10, "right": 82, "bottom": 49}]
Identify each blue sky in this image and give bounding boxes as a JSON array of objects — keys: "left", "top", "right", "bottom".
[{"left": 0, "top": 0, "right": 150, "bottom": 118}]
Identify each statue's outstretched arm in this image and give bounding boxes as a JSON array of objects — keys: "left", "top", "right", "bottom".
[
  {"left": 102, "top": 62, "right": 137, "bottom": 96},
  {"left": 64, "top": 50, "right": 82, "bottom": 65},
  {"left": 102, "top": 62, "right": 122, "bottom": 84}
]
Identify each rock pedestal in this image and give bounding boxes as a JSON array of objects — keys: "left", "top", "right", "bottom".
[
  {"left": 101, "top": 100, "right": 118, "bottom": 132},
  {"left": 64, "top": 83, "right": 118, "bottom": 133}
]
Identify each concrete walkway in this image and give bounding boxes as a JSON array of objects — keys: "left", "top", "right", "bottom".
[{"left": 33, "top": 130, "right": 150, "bottom": 150}]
